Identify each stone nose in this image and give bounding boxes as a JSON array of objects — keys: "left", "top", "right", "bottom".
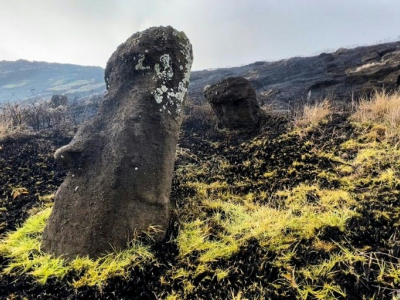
[{"left": 54, "top": 143, "right": 84, "bottom": 169}]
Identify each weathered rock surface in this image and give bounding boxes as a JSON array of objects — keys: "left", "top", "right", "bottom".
[
  {"left": 204, "top": 77, "right": 262, "bottom": 129},
  {"left": 189, "top": 41, "right": 400, "bottom": 109},
  {"left": 41, "top": 26, "right": 193, "bottom": 259},
  {"left": 345, "top": 50, "right": 400, "bottom": 92}
]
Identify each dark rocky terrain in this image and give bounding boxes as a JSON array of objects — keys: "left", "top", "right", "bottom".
[
  {"left": 2, "top": 41, "right": 400, "bottom": 107},
  {"left": 1, "top": 106, "right": 400, "bottom": 299},
  {"left": 190, "top": 41, "right": 400, "bottom": 109}
]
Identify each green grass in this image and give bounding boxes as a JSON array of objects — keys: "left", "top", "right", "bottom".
[
  {"left": 0, "top": 206, "right": 154, "bottom": 288},
  {"left": 169, "top": 171, "right": 359, "bottom": 298}
]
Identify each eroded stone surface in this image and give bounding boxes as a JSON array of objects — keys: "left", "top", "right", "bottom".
[
  {"left": 41, "top": 26, "right": 193, "bottom": 259},
  {"left": 204, "top": 77, "right": 262, "bottom": 130}
]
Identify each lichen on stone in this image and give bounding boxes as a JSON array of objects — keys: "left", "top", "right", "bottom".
[
  {"left": 149, "top": 31, "right": 193, "bottom": 116},
  {"left": 153, "top": 54, "right": 174, "bottom": 82},
  {"left": 160, "top": 54, "right": 174, "bottom": 79},
  {"left": 135, "top": 54, "right": 150, "bottom": 71}
]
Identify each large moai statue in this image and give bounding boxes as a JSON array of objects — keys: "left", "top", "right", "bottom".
[{"left": 41, "top": 26, "right": 193, "bottom": 259}]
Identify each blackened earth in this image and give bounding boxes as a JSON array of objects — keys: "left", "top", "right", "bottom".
[{"left": 0, "top": 115, "right": 399, "bottom": 299}]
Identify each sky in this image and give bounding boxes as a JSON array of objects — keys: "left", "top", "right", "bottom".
[{"left": 1, "top": 0, "right": 400, "bottom": 71}]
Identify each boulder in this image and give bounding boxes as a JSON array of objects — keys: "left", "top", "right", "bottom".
[
  {"left": 361, "top": 51, "right": 380, "bottom": 63},
  {"left": 204, "top": 77, "right": 262, "bottom": 129},
  {"left": 345, "top": 50, "right": 400, "bottom": 91},
  {"left": 41, "top": 26, "right": 193, "bottom": 259}
]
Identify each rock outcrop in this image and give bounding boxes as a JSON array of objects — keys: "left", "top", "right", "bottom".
[
  {"left": 41, "top": 26, "right": 193, "bottom": 259},
  {"left": 345, "top": 50, "right": 400, "bottom": 93},
  {"left": 204, "top": 77, "right": 262, "bottom": 129}
]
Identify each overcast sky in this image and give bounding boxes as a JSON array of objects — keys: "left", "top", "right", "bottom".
[{"left": 1, "top": 0, "right": 400, "bottom": 71}]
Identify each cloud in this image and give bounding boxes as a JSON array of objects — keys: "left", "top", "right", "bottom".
[{"left": 0, "top": 0, "right": 400, "bottom": 70}]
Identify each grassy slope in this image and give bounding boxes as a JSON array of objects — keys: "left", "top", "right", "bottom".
[
  {"left": 0, "top": 60, "right": 105, "bottom": 103},
  {"left": 1, "top": 93, "right": 400, "bottom": 299}
]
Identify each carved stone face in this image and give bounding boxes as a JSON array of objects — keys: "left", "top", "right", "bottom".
[
  {"left": 204, "top": 77, "right": 262, "bottom": 130},
  {"left": 42, "top": 26, "right": 193, "bottom": 259}
]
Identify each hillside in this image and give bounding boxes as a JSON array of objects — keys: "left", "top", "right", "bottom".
[
  {"left": 2, "top": 40, "right": 400, "bottom": 107},
  {"left": 0, "top": 60, "right": 105, "bottom": 102},
  {"left": 189, "top": 41, "right": 400, "bottom": 108}
]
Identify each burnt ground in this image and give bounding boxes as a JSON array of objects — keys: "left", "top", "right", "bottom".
[
  {"left": 1, "top": 114, "right": 400, "bottom": 299},
  {"left": 0, "top": 132, "right": 70, "bottom": 236}
]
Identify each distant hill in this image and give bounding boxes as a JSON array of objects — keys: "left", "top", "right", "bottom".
[
  {"left": 189, "top": 41, "right": 400, "bottom": 109},
  {"left": 2, "top": 40, "right": 400, "bottom": 107},
  {"left": 0, "top": 60, "right": 105, "bottom": 103}
]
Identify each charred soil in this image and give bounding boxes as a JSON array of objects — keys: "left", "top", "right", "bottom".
[{"left": 1, "top": 111, "right": 400, "bottom": 299}]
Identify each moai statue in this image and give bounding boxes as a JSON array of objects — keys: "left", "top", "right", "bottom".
[{"left": 42, "top": 26, "right": 193, "bottom": 259}]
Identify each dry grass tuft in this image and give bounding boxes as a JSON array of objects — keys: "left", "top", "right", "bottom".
[
  {"left": 293, "top": 99, "right": 331, "bottom": 129},
  {"left": 351, "top": 90, "right": 400, "bottom": 140},
  {"left": 0, "top": 119, "right": 13, "bottom": 138}
]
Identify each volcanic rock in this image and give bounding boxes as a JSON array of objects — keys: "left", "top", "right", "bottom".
[
  {"left": 361, "top": 51, "right": 380, "bottom": 63},
  {"left": 345, "top": 50, "right": 400, "bottom": 93},
  {"left": 204, "top": 77, "right": 263, "bottom": 129},
  {"left": 41, "top": 26, "right": 193, "bottom": 259}
]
